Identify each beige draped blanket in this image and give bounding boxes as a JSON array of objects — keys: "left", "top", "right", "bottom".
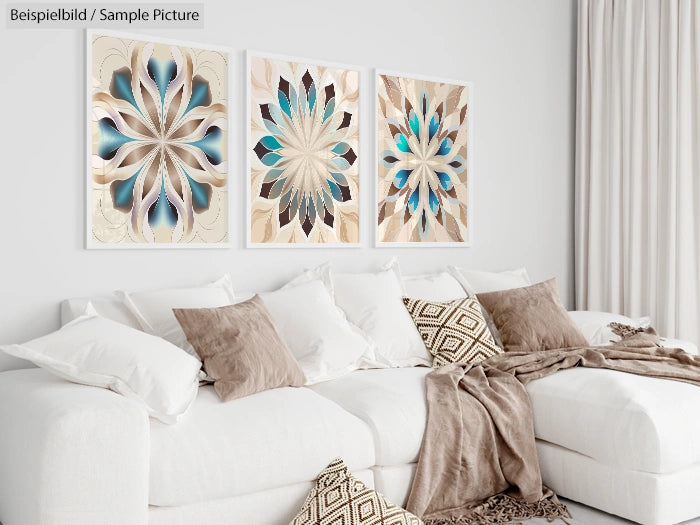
[{"left": 406, "top": 345, "right": 700, "bottom": 524}]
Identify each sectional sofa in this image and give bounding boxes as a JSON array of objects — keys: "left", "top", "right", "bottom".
[{"left": 0, "top": 264, "right": 698, "bottom": 525}]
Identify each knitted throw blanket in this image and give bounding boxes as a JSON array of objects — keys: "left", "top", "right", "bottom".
[{"left": 406, "top": 342, "right": 700, "bottom": 524}]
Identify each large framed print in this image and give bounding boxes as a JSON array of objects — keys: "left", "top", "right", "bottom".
[
  {"left": 375, "top": 70, "right": 473, "bottom": 247},
  {"left": 247, "top": 51, "right": 361, "bottom": 247},
  {"left": 87, "top": 30, "right": 230, "bottom": 248}
]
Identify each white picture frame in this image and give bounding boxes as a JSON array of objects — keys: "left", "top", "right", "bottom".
[
  {"left": 86, "top": 29, "right": 233, "bottom": 249},
  {"left": 246, "top": 50, "right": 363, "bottom": 248},
  {"left": 374, "top": 69, "right": 474, "bottom": 248}
]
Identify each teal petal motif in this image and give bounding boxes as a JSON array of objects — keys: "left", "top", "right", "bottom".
[
  {"left": 111, "top": 167, "right": 142, "bottom": 211},
  {"left": 98, "top": 119, "right": 135, "bottom": 159},
  {"left": 436, "top": 171, "right": 453, "bottom": 190},
  {"left": 278, "top": 90, "right": 292, "bottom": 118},
  {"left": 187, "top": 127, "right": 223, "bottom": 165},
  {"left": 394, "top": 169, "right": 411, "bottom": 189},
  {"left": 428, "top": 185, "right": 439, "bottom": 214},
  {"left": 183, "top": 77, "right": 212, "bottom": 116},
  {"left": 428, "top": 115, "right": 439, "bottom": 142},
  {"left": 149, "top": 176, "right": 178, "bottom": 229},
  {"left": 261, "top": 152, "right": 283, "bottom": 166},
  {"left": 395, "top": 134, "right": 412, "bottom": 154},
  {"left": 260, "top": 136, "right": 283, "bottom": 151},
  {"left": 408, "top": 186, "right": 419, "bottom": 214},
  {"left": 323, "top": 98, "right": 335, "bottom": 123},
  {"left": 147, "top": 58, "right": 176, "bottom": 108},
  {"left": 331, "top": 142, "right": 351, "bottom": 155},
  {"left": 436, "top": 138, "right": 452, "bottom": 156},
  {"left": 308, "top": 85, "right": 316, "bottom": 114},
  {"left": 110, "top": 69, "right": 141, "bottom": 114},
  {"left": 183, "top": 168, "right": 211, "bottom": 211},
  {"left": 409, "top": 111, "right": 420, "bottom": 138}
]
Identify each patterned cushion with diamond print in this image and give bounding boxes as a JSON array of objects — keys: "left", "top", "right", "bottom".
[
  {"left": 402, "top": 296, "right": 502, "bottom": 367},
  {"left": 290, "top": 458, "right": 423, "bottom": 525}
]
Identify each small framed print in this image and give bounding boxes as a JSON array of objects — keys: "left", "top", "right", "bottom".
[
  {"left": 247, "top": 52, "right": 361, "bottom": 247},
  {"left": 88, "top": 30, "right": 230, "bottom": 248},
  {"left": 375, "top": 70, "right": 473, "bottom": 247}
]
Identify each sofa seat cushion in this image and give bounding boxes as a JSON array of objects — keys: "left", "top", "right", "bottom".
[
  {"left": 149, "top": 385, "right": 375, "bottom": 507},
  {"left": 310, "top": 368, "right": 431, "bottom": 466},
  {"left": 311, "top": 364, "right": 700, "bottom": 476},
  {"left": 526, "top": 367, "right": 700, "bottom": 474}
]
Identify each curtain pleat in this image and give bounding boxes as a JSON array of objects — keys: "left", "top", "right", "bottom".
[{"left": 576, "top": 0, "right": 700, "bottom": 345}]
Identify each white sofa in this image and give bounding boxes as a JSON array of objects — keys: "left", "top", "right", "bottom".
[{"left": 0, "top": 289, "right": 698, "bottom": 525}]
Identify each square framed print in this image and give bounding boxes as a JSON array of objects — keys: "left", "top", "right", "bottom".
[
  {"left": 375, "top": 70, "right": 473, "bottom": 246},
  {"left": 87, "top": 30, "right": 230, "bottom": 248},
  {"left": 247, "top": 51, "right": 360, "bottom": 247}
]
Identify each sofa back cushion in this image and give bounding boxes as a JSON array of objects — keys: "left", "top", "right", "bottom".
[
  {"left": 259, "top": 279, "right": 379, "bottom": 384},
  {"left": 402, "top": 272, "right": 466, "bottom": 301},
  {"left": 333, "top": 266, "right": 430, "bottom": 367},
  {"left": 120, "top": 275, "right": 235, "bottom": 360},
  {"left": 448, "top": 266, "right": 531, "bottom": 295}
]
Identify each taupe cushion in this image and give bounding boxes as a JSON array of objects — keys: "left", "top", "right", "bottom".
[
  {"left": 402, "top": 296, "right": 502, "bottom": 367},
  {"left": 173, "top": 296, "right": 305, "bottom": 402},
  {"left": 476, "top": 278, "right": 587, "bottom": 353},
  {"left": 290, "top": 458, "right": 423, "bottom": 524}
]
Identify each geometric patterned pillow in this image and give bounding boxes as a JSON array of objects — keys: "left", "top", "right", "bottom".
[
  {"left": 290, "top": 458, "right": 423, "bottom": 525},
  {"left": 402, "top": 296, "right": 502, "bottom": 368}
]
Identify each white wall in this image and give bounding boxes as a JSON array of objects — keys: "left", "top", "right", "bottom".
[{"left": 0, "top": 0, "right": 577, "bottom": 343}]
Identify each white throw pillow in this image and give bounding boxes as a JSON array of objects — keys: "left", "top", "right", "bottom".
[
  {"left": 120, "top": 275, "right": 235, "bottom": 359},
  {"left": 332, "top": 265, "right": 431, "bottom": 367},
  {"left": 61, "top": 296, "right": 142, "bottom": 329},
  {"left": 402, "top": 271, "right": 467, "bottom": 301},
  {"left": 567, "top": 311, "right": 651, "bottom": 346},
  {"left": 259, "top": 279, "right": 378, "bottom": 384},
  {"left": 282, "top": 261, "right": 335, "bottom": 297},
  {"left": 0, "top": 309, "right": 201, "bottom": 424},
  {"left": 448, "top": 266, "right": 531, "bottom": 295}
]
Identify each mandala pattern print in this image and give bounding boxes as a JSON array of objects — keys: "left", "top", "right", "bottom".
[
  {"left": 402, "top": 296, "right": 501, "bottom": 367},
  {"left": 90, "top": 33, "right": 228, "bottom": 245},
  {"left": 249, "top": 56, "right": 360, "bottom": 244},
  {"left": 377, "top": 73, "right": 471, "bottom": 244}
]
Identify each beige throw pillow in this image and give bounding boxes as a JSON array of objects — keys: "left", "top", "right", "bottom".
[
  {"left": 173, "top": 296, "right": 305, "bottom": 402},
  {"left": 290, "top": 458, "right": 423, "bottom": 525},
  {"left": 403, "top": 296, "right": 502, "bottom": 367},
  {"left": 476, "top": 278, "right": 588, "bottom": 353}
]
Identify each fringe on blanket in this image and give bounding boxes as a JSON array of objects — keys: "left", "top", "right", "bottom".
[
  {"left": 608, "top": 322, "right": 649, "bottom": 338},
  {"left": 422, "top": 489, "right": 571, "bottom": 525}
]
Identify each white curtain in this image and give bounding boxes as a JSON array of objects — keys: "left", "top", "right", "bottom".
[{"left": 576, "top": 0, "right": 700, "bottom": 344}]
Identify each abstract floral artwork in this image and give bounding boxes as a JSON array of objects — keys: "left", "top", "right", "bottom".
[
  {"left": 376, "top": 72, "right": 472, "bottom": 245},
  {"left": 89, "top": 32, "right": 228, "bottom": 247},
  {"left": 248, "top": 54, "right": 360, "bottom": 245}
]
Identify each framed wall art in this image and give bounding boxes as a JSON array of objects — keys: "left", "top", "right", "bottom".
[
  {"left": 247, "top": 52, "right": 360, "bottom": 247},
  {"left": 375, "top": 70, "right": 473, "bottom": 246},
  {"left": 87, "top": 30, "right": 229, "bottom": 248}
]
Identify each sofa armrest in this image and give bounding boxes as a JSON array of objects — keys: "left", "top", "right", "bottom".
[
  {"left": 660, "top": 337, "right": 698, "bottom": 356},
  {"left": 568, "top": 311, "right": 698, "bottom": 355},
  {"left": 567, "top": 310, "right": 644, "bottom": 345},
  {"left": 0, "top": 368, "right": 149, "bottom": 525}
]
